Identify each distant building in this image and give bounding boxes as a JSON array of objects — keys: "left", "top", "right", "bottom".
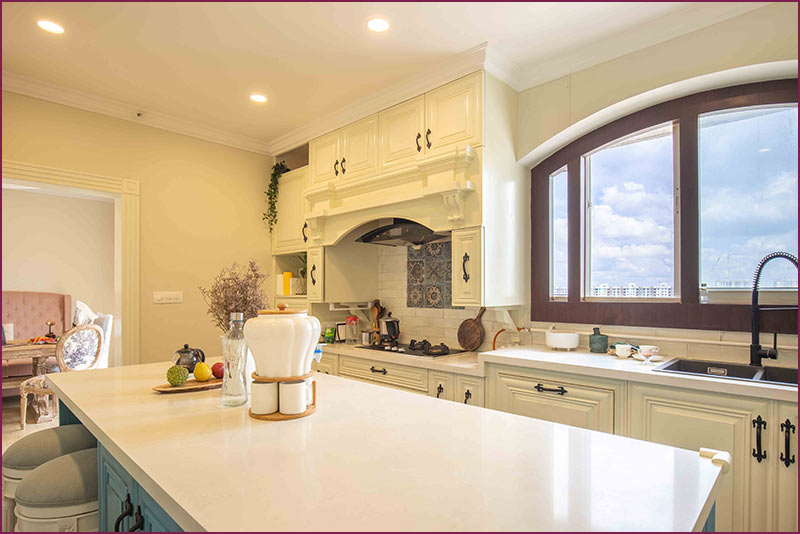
[{"left": 590, "top": 282, "right": 674, "bottom": 298}]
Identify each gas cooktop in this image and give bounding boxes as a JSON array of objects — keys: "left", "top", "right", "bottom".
[{"left": 357, "top": 339, "right": 463, "bottom": 357}]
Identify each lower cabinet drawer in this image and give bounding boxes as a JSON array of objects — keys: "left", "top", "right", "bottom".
[
  {"left": 455, "top": 375, "right": 485, "bottom": 407},
  {"left": 429, "top": 371, "right": 455, "bottom": 401},
  {"left": 491, "top": 368, "right": 616, "bottom": 433},
  {"left": 338, "top": 355, "right": 428, "bottom": 392},
  {"left": 313, "top": 353, "right": 337, "bottom": 375}
]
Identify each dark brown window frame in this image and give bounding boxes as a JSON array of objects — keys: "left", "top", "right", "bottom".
[{"left": 531, "top": 79, "right": 798, "bottom": 333}]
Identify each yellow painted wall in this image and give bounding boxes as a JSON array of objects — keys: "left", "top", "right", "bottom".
[
  {"left": 2, "top": 92, "right": 275, "bottom": 364},
  {"left": 517, "top": 2, "right": 799, "bottom": 159}
]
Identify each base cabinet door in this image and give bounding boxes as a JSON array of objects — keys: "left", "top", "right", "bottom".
[
  {"left": 271, "top": 167, "right": 308, "bottom": 254},
  {"left": 429, "top": 371, "right": 455, "bottom": 401},
  {"left": 451, "top": 227, "right": 483, "bottom": 306},
  {"left": 774, "top": 401, "right": 798, "bottom": 532},
  {"left": 629, "top": 383, "right": 771, "bottom": 532},
  {"left": 455, "top": 375, "right": 484, "bottom": 407},
  {"left": 306, "top": 247, "right": 324, "bottom": 302},
  {"left": 99, "top": 445, "right": 137, "bottom": 533}
]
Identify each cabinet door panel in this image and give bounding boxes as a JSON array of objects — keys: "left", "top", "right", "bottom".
[
  {"left": 139, "top": 488, "right": 183, "bottom": 532},
  {"left": 340, "top": 115, "right": 378, "bottom": 181},
  {"left": 272, "top": 167, "right": 308, "bottom": 254},
  {"left": 451, "top": 227, "right": 483, "bottom": 306},
  {"left": 98, "top": 444, "right": 137, "bottom": 533},
  {"left": 425, "top": 71, "right": 482, "bottom": 155},
  {"left": 338, "top": 355, "right": 428, "bottom": 392},
  {"left": 455, "top": 375, "right": 485, "bottom": 407},
  {"left": 775, "top": 401, "right": 798, "bottom": 532},
  {"left": 309, "top": 131, "right": 341, "bottom": 186},
  {"left": 429, "top": 371, "right": 455, "bottom": 401},
  {"left": 313, "top": 353, "right": 337, "bottom": 375},
  {"left": 306, "top": 247, "right": 324, "bottom": 303},
  {"left": 379, "top": 96, "right": 424, "bottom": 170},
  {"left": 494, "top": 371, "right": 614, "bottom": 433},
  {"left": 629, "top": 384, "right": 771, "bottom": 532}
]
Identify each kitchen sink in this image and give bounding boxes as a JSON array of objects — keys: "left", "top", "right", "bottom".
[{"left": 654, "top": 359, "right": 798, "bottom": 386}]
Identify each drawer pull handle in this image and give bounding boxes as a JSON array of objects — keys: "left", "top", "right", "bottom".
[
  {"left": 114, "top": 494, "right": 133, "bottom": 532},
  {"left": 464, "top": 389, "right": 472, "bottom": 404},
  {"left": 127, "top": 506, "right": 143, "bottom": 532},
  {"left": 436, "top": 384, "right": 444, "bottom": 398},
  {"left": 370, "top": 366, "right": 387, "bottom": 375},
  {"left": 535, "top": 383, "right": 567, "bottom": 395},
  {"left": 752, "top": 415, "right": 767, "bottom": 462},
  {"left": 416, "top": 132, "right": 422, "bottom": 152},
  {"left": 781, "top": 418, "right": 796, "bottom": 468}
]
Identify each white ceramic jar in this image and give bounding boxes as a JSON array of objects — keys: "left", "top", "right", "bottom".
[{"left": 243, "top": 304, "right": 321, "bottom": 379}]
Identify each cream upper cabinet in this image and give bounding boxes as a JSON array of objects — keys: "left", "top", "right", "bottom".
[
  {"left": 271, "top": 167, "right": 308, "bottom": 254},
  {"left": 309, "top": 131, "right": 341, "bottom": 186},
  {"left": 424, "top": 71, "right": 483, "bottom": 155},
  {"left": 629, "top": 383, "right": 772, "bottom": 532},
  {"left": 378, "top": 96, "right": 425, "bottom": 170},
  {"left": 306, "top": 246, "right": 324, "bottom": 303},
  {"left": 340, "top": 114, "right": 379, "bottom": 181},
  {"left": 451, "top": 227, "right": 483, "bottom": 306},
  {"left": 774, "top": 401, "right": 798, "bottom": 532}
]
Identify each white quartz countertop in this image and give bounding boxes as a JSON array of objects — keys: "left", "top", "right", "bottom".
[
  {"left": 49, "top": 361, "right": 722, "bottom": 532},
  {"left": 482, "top": 347, "right": 798, "bottom": 402},
  {"left": 322, "top": 343, "right": 483, "bottom": 376}
]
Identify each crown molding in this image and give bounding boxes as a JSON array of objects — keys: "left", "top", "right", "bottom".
[
  {"left": 264, "top": 42, "right": 489, "bottom": 155},
  {"left": 2, "top": 71, "right": 271, "bottom": 155}
]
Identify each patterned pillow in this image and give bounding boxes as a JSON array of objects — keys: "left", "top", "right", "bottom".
[{"left": 62, "top": 328, "right": 100, "bottom": 370}]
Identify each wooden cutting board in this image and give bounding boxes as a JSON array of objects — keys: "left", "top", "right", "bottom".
[
  {"left": 457, "top": 307, "right": 486, "bottom": 351},
  {"left": 153, "top": 378, "right": 223, "bottom": 394}
]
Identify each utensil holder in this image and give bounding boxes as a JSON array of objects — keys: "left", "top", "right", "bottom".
[{"left": 248, "top": 371, "right": 317, "bottom": 421}]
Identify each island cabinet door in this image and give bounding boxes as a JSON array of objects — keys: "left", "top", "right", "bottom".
[
  {"left": 98, "top": 444, "right": 137, "bottom": 533},
  {"left": 379, "top": 96, "right": 425, "bottom": 170},
  {"left": 138, "top": 487, "right": 183, "bottom": 532},
  {"left": 628, "top": 383, "right": 772, "bottom": 532},
  {"left": 774, "top": 401, "right": 798, "bottom": 532},
  {"left": 490, "top": 369, "right": 615, "bottom": 433}
]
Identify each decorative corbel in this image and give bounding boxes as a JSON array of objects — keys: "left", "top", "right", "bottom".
[
  {"left": 441, "top": 189, "right": 467, "bottom": 223},
  {"left": 306, "top": 217, "right": 324, "bottom": 242}
]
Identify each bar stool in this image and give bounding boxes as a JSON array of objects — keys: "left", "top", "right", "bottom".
[
  {"left": 14, "top": 448, "right": 99, "bottom": 532},
  {"left": 1, "top": 425, "right": 96, "bottom": 531}
]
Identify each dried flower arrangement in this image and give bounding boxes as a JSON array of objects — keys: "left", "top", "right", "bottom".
[{"left": 199, "top": 259, "right": 268, "bottom": 333}]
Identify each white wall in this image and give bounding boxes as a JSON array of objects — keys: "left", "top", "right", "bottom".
[{"left": 2, "top": 187, "right": 115, "bottom": 335}]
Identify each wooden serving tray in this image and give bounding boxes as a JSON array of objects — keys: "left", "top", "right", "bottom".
[{"left": 152, "top": 378, "right": 222, "bottom": 393}]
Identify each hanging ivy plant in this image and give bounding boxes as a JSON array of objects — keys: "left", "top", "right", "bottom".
[{"left": 263, "top": 160, "right": 290, "bottom": 233}]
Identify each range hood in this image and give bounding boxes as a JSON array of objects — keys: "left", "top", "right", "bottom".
[{"left": 355, "top": 219, "right": 449, "bottom": 247}]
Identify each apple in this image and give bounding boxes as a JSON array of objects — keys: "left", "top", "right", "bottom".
[{"left": 211, "top": 362, "right": 224, "bottom": 379}]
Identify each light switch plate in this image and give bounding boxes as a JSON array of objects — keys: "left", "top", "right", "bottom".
[{"left": 153, "top": 291, "right": 183, "bottom": 304}]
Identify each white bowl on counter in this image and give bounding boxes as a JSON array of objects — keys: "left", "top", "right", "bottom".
[{"left": 545, "top": 331, "right": 580, "bottom": 350}]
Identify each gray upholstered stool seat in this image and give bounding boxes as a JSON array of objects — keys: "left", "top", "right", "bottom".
[
  {"left": 2, "top": 424, "right": 96, "bottom": 479},
  {"left": 14, "top": 448, "right": 99, "bottom": 531}
]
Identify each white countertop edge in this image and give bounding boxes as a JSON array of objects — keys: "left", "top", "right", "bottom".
[
  {"left": 322, "top": 344, "right": 484, "bottom": 376},
  {"left": 47, "top": 378, "right": 206, "bottom": 533},
  {"left": 481, "top": 347, "right": 798, "bottom": 403}
]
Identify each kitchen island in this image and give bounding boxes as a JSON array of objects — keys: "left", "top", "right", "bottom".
[{"left": 48, "top": 360, "right": 724, "bottom": 532}]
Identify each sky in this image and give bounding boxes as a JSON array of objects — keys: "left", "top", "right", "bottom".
[{"left": 550, "top": 104, "right": 798, "bottom": 294}]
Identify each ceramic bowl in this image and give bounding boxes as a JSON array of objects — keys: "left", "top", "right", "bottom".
[{"left": 545, "top": 331, "right": 580, "bottom": 350}]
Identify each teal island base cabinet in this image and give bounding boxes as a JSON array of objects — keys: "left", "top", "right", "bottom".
[{"left": 98, "top": 443, "right": 183, "bottom": 532}]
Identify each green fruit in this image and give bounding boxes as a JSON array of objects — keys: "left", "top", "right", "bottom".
[{"left": 167, "top": 365, "right": 189, "bottom": 386}]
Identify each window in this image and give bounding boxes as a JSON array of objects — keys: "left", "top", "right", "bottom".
[
  {"left": 530, "top": 79, "right": 797, "bottom": 333},
  {"left": 698, "top": 105, "right": 798, "bottom": 302},
  {"left": 549, "top": 167, "right": 568, "bottom": 300},
  {"left": 584, "top": 123, "right": 678, "bottom": 299}
]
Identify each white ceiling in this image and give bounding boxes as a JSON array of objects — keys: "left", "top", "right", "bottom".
[{"left": 2, "top": 2, "right": 767, "bottom": 154}]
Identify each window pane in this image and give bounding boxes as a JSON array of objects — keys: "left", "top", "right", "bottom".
[
  {"left": 699, "top": 105, "right": 798, "bottom": 290},
  {"left": 585, "top": 123, "right": 676, "bottom": 298},
  {"left": 550, "top": 168, "right": 568, "bottom": 299}
]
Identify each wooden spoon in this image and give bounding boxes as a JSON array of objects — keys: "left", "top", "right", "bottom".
[{"left": 457, "top": 307, "right": 486, "bottom": 351}]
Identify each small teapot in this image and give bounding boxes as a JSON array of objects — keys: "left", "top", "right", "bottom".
[{"left": 174, "top": 344, "right": 205, "bottom": 373}]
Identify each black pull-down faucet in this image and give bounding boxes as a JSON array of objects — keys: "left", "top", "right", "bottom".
[{"left": 750, "top": 251, "right": 798, "bottom": 367}]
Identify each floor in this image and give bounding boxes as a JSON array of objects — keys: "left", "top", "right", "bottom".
[{"left": 2, "top": 396, "right": 58, "bottom": 453}]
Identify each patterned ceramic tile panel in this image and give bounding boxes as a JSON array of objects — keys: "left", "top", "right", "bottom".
[{"left": 406, "top": 242, "right": 457, "bottom": 308}]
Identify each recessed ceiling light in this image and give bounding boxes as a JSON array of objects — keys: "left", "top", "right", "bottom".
[
  {"left": 250, "top": 94, "right": 267, "bottom": 103},
  {"left": 367, "top": 18, "right": 389, "bottom": 32},
  {"left": 37, "top": 20, "right": 64, "bottom": 34},
  {"left": 758, "top": 147, "right": 771, "bottom": 153}
]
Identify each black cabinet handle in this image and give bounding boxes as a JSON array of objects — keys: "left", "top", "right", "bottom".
[
  {"left": 535, "top": 383, "right": 567, "bottom": 395},
  {"left": 425, "top": 128, "right": 431, "bottom": 149},
  {"left": 127, "top": 506, "right": 143, "bottom": 532},
  {"left": 334, "top": 159, "right": 339, "bottom": 176},
  {"left": 370, "top": 366, "right": 387, "bottom": 375},
  {"left": 781, "top": 418, "right": 796, "bottom": 468},
  {"left": 415, "top": 133, "right": 422, "bottom": 152},
  {"left": 436, "top": 384, "right": 444, "bottom": 398},
  {"left": 302, "top": 222, "right": 308, "bottom": 243},
  {"left": 341, "top": 157, "right": 346, "bottom": 174},
  {"left": 114, "top": 494, "right": 133, "bottom": 532},
  {"left": 753, "top": 415, "right": 767, "bottom": 462},
  {"left": 310, "top": 264, "right": 316, "bottom": 286},
  {"left": 462, "top": 253, "right": 470, "bottom": 283},
  {"left": 464, "top": 389, "right": 472, "bottom": 404}
]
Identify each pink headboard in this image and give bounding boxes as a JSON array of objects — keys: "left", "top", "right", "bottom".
[{"left": 1, "top": 291, "right": 72, "bottom": 340}]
